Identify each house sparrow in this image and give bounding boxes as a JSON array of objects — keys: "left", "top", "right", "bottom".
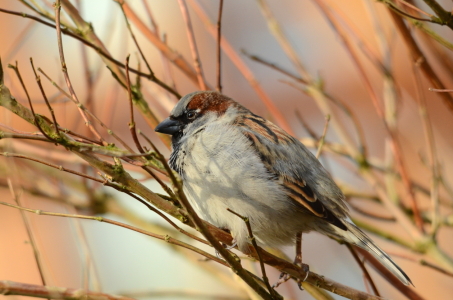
[{"left": 155, "top": 91, "right": 411, "bottom": 286}]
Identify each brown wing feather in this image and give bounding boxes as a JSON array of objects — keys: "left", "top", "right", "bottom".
[
  {"left": 238, "top": 113, "right": 347, "bottom": 231},
  {"left": 283, "top": 177, "right": 347, "bottom": 230}
]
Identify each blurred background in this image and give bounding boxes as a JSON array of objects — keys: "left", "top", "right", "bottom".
[{"left": 0, "top": 0, "right": 452, "bottom": 299}]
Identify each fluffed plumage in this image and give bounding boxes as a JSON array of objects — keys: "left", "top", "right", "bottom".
[{"left": 155, "top": 91, "right": 412, "bottom": 286}]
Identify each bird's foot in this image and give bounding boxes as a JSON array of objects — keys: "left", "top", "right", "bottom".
[
  {"left": 273, "top": 263, "right": 309, "bottom": 290},
  {"left": 296, "top": 263, "right": 310, "bottom": 290},
  {"left": 224, "top": 239, "right": 237, "bottom": 250},
  {"left": 273, "top": 271, "right": 291, "bottom": 288},
  {"left": 215, "top": 239, "right": 237, "bottom": 258}
]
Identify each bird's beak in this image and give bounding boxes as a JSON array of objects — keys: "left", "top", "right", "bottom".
[{"left": 155, "top": 118, "right": 181, "bottom": 135}]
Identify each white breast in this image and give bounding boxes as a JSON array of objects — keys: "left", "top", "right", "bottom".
[{"left": 176, "top": 119, "right": 301, "bottom": 250}]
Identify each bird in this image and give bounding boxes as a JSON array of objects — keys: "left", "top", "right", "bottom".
[{"left": 155, "top": 90, "right": 412, "bottom": 286}]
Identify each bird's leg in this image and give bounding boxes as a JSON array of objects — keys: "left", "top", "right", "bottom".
[
  {"left": 215, "top": 228, "right": 236, "bottom": 258},
  {"left": 274, "top": 232, "right": 309, "bottom": 289},
  {"left": 294, "top": 232, "right": 310, "bottom": 289},
  {"left": 295, "top": 231, "right": 302, "bottom": 266}
]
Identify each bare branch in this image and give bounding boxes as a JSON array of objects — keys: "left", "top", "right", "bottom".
[
  {"left": 0, "top": 280, "right": 134, "bottom": 300},
  {"left": 30, "top": 58, "right": 60, "bottom": 137},
  {"left": 55, "top": 0, "right": 105, "bottom": 144}
]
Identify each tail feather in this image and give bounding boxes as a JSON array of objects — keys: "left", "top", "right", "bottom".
[{"left": 342, "top": 222, "right": 412, "bottom": 286}]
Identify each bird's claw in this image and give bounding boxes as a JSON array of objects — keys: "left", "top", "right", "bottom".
[
  {"left": 273, "top": 272, "right": 291, "bottom": 288},
  {"left": 224, "top": 239, "right": 237, "bottom": 250},
  {"left": 273, "top": 264, "right": 309, "bottom": 290},
  {"left": 215, "top": 239, "right": 237, "bottom": 258}
]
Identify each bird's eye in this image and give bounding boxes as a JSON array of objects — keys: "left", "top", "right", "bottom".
[{"left": 186, "top": 111, "right": 196, "bottom": 119}]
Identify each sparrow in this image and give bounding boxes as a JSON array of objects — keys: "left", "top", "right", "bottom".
[{"left": 155, "top": 91, "right": 412, "bottom": 286}]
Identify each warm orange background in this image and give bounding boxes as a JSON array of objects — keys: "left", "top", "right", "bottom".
[{"left": 1, "top": 1, "right": 452, "bottom": 299}]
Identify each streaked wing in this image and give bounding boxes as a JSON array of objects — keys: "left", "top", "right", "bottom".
[{"left": 237, "top": 113, "right": 347, "bottom": 231}]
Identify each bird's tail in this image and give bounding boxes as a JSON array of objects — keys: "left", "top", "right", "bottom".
[{"left": 341, "top": 221, "right": 412, "bottom": 286}]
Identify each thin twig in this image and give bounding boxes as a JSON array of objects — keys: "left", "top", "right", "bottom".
[
  {"left": 141, "top": 0, "right": 159, "bottom": 33},
  {"left": 386, "top": 2, "right": 435, "bottom": 23},
  {"left": 4, "top": 19, "right": 36, "bottom": 62},
  {"left": 347, "top": 200, "right": 395, "bottom": 221},
  {"left": 315, "top": 115, "right": 330, "bottom": 158},
  {"left": 134, "top": 131, "right": 177, "bottom": 199},
  {"left": 75, "top": 0, "right": 95, "bottom": 116},
  {"left": 0, "top": 131, "right": 50, "bottom": 142},
  {"left": 363, "top": 0, "right": 403, "bottom": 240},
  {"left": 0, "top": 121, "right": 99, "bottom": 145},
  {"left": 429, "top": 88, "right": 453, "bottom": 92},
  {"left": 394, "top": 0, "right": 433, "bottom": 17},
  {"left": 57, "top": 127, "right": 103, "bottom": 145},
  {"left": 360, "top": 169, "right": 424, "bottom": 241},
  {"left": 6, "top": 180, "right": 48, "bottom": 287},
  {"left": 30, "top": 58, "right": 60, "bottom": 137},
  {"left": 116, "top": 1, "right": 155, "bottom": 82},
  {"left": 216, "top": 0, "right": 224, "bottom": 92},
  {"left": 144, "top": 165, "right": 177, "bottom": 199},
  {"left": 412, "top": 61, "right": 440, "bottom": 237},
  {"left": 19, "top": 0, "right": 75, "bottom": 29},
  {"left": 355, "top": 248, "right": 424, "bottom": 300},
  {"left": 178, "top": 0, "right": 207, "bottom": 90},
  {"left": 256, "top": 0, "right": 311, "bottom": 81},
  {"left": 243, "top": 50, "right": 306, "bottom": 84},
  {"left": 346, "top": 244, "right": 380, "bottom": 297},
  {"left": 2, "top": 152, "right": 112, "bottom": 186},
  {"left": 227, "top": 208, "right": 279, "bottom": 299},
  {"left": 139, "top": 131, "right": 184, "bottom": 203},
  {"left": 8, "top": 62, "right": 53, "bottom": 141},
  {"left": 125, "top": 55, "right": 146, "bottom": 155},
  {"left": 295, "top": 111, "right": 318, "bottom": 139},
  {"left": 0, "top": 201, "right": 226, "bottom": 265}
]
